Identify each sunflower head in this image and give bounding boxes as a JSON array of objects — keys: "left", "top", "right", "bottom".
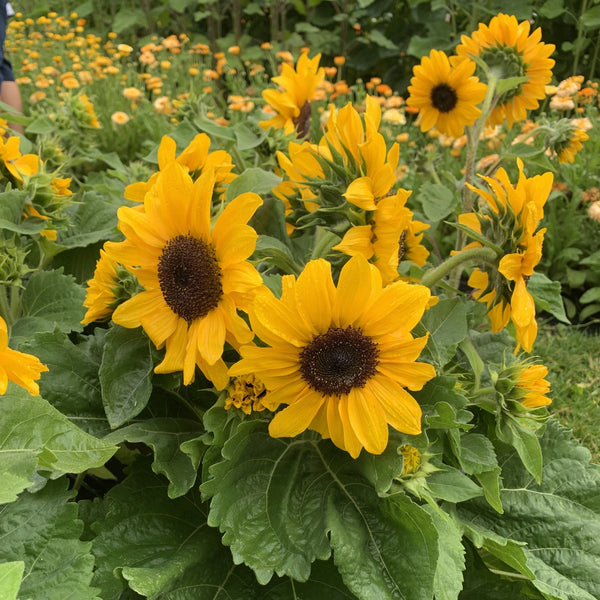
[
  {"left": 456, "top": 13, "right": 555, "bottom": 127},
  {"left": 106, "top": 162, "right": 264, "bottom": 389},
  {"left": 407, "top": 49, "right": 487, "bottom": 138},
  {"left": 229, "top": 254, "right": 436, "bottom": 458},
  {"left": 461, "top": 159, "right": 553, "bottom": 352}
]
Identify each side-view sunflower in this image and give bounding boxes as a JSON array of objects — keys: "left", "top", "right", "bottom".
[
  {"left": 461, "top": 159, "right": 553, "bottom": 352},
  {"left": 82, "top": 249, "right": 123, "bottom": 324},
  {"left": 456, "top": 13, "right": 555, "bottom": 128},
  {"left": 0, "top": 316, "right": 48, "bottom": 396},
  {"left": 105, "top": 162, "right": 264, "bottom": 389},
  {"left": 407, "top": 49, "right": 487, "bottom": 139},
  {"left": 259, "top": 51, "right": 324, "bottom": 136},
  {"left": 332, "top": 189, "right": 429, "bottom": 284},
  {"left": 229, "top": 255, "right": 436, "bottom": 458}
]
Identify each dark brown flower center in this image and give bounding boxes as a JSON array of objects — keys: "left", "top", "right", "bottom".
[
  {"left": 299, "top": 326, "right": 379, "bottom": 396},
  {"left": 158, "top": 234, "right": 223, "bottom": 322},
  {"left": 430, "top": 83, "right": 458, "bottom": 113}
]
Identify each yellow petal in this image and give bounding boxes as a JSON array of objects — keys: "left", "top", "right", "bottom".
[
  {"left": 268, "top": 391, "right": 325, "bottom": 438},
  {"left": 347, "top": 387, "right": 388, "bottom": 455}
]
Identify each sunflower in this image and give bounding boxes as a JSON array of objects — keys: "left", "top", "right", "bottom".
[
  {"left": 104, "top": 162, "right": 264, "bottom": 389},
  {"left": 124, "top": 134, "right": 236, "bottom": 204},
  {"left": 259, "top": 51, "right": 324, "bottom": 136},
  {"left": 557, "top": 127, "right": 589, "bottom": 164},
  {"left": 82, "top": 249, "right": 122, "bottom": 324},
  {"left": 229, "top": 255, "right": 436, "bottom": 458},
  {"left": 0, "top": 316, "right": 48, "bottom": 395},
  {"left": 0, "top": 136, "right": 40, "bottom": 184},
  {"left": 462, "top": 159, "right": 552, "bottom": 352},
  {"left": 406, "top": 49, "right": 487, "bottom": 138},
  {"left": 514, "top": 363, "right": 551, "bottom": 409},
  {"left": 332, "top": 189, "right": 430, "bottom": 284},
  {"left": 455, "top": 13, "right": 555, "bottom": 127}
]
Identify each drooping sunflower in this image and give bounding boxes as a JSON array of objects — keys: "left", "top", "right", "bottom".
[
  {"left": 332, "top": 189, "right": 430, "bottom": 284},
  {"left": 229, "top": 255, "right": 436, "bottom": 458},
  {"left": 556, "top": 126, "right": 589, "bottom": 164},
  {"left": 406, "top": 49, "right": 487, "bottom": 139},
  {"left": 455, "top": 13, "right": 555, "bottom": 127},
  {"left": 104, "top": 162, "right": 264, "bottom": 389},
  {"left": 0, "top": 316, "right": 48, "bottom": 396},
  {"left": 259, "top": 51, "right": 324, "bottom": 136},
  {"left": 461, "top": 159, "right": 553, "bottom": 352},
  {"left": 0, "top": 136, "right": 40, "bottom": 184}
]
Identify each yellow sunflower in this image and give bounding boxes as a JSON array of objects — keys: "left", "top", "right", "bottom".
[
  {"left": 406, "top": 49, "right": 487, "bottom": 138},
  {"left": 515, "top": 363, "right": 551, "bottom": 409},
  {"left": 82, "top": 249, "right": 122, "bottom": 324},
  {"left": 229, "top": 255, "right": 436, "bottom": 458},
  {"left": 104, "top": 162, "right": 264, "bottom": 389},
  {"left": 462, "top": 159, "right": 552, "bottom": 352},
  {"left": 259, "top": 51, "right": 324, "bottom": 136},
  {"left": 0, "top": 136, "right": 40, "bottom": 184},
  {"left": 557, "top": 127, "right": 588, "bottom": 164},
  {"left": 455, "top": 13, "right": 555, "bottom": 127},
  {"left": 124, "top": 134, "right": 236, "bottom": 203},
  {"left": 332, "top": 188, "right": 430, "bottom": 284},
  {"left": 0, "top": 316, "right": 48, "bottom": 396}
]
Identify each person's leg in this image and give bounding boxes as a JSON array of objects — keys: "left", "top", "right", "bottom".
[{"left": 1, "top": 79, "right": 22, "bottom": 133}]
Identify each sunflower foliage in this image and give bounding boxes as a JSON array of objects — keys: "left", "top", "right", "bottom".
[{"left": 1, "top": 10, "right": 600, "bottom": 600}]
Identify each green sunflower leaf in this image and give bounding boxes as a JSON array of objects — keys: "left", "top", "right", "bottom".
[
  {"left": 458, "top": 419, "right": 600, "bottom": 600},
  {"left": 0, "top": 561, "right": 24, "bottom": 600},
  {"left": 103, "top": 418, "right": 205, "bottom": 498},
  {"left": 99, "top": 325, "right": 154, "bottom": 429},
  {"left": 10, "top": 268, "right": 87, "bottom": 342},
  {"left": 423, "top": 507, "right": 465, "bottom": 600},
  {"left": 0, "top": 478, "right": 100, "bottom": 600},
  {"left": 416, "top": 298, "right": 468, "bottom": 368},
  {"left": 225, "top": 167, "right": 282, "bottom": 203},
  {"left": 20, "top": 328, "right": 111, "bottom": 438},
  {"left": 203, "top": 422, "right": 439, "bottom": 599},
  {"left": 91, "top": 457, "right": 355, "bottom": 599},
  {"left": 0, "top": 385, "right": 117, "bottom": 503}
]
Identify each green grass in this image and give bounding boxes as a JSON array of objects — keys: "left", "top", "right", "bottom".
[{"left": 533, "top": 322, "right": 600, "bottom": 462}]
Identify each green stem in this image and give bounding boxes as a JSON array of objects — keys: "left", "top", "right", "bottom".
[
  {"left": 9, "top": 284, "right": 21, "bottom": 324},
  {"left": 0, "top": 286, "right": 10, "bottom": 325},
  {"left": 420, "top": 246, "right": 497, "bottom": 289},
  {"left": 573, "top": 0, "right": 589, "bottom": 76}
]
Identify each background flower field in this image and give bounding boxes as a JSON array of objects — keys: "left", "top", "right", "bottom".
[{"left": 1, "top": 1, "right": 600, "bottom": 599}]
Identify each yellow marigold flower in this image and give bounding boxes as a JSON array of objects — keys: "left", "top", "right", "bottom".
[
  {"left": 82, "top": 249, "right": 121, "bottom": 324},
  {"left": 406, "top": 49, "right": 487, "bottom": 138},
  {"left": 225, "top": 374, "right": 267, "bottom": 414},
  {"left": 0, "top": 316, "right": 48, "bottom": 395},
  {"left": 105, "top": 163, "right": 264, "bottom": 388},
  {"left": 259, "top": 52, "right": 324, "bottom": 135},
  {"left": 332, "top": 189, "right": 429, "bottom": 284},
  {"left": 123, "top": 86, "right": 143, "bottom": 101},
  {"left": 111, "top": 111, "right": 130, "bottom": 125},
  {"left": 0, "top": 136, "right": 40, "bottom": 183},
  {"left": 456, "top": 13, "right": 555, "bottom": 127},
  {"left": 229, "top": 255, "right": 436, "bottom": 458}
]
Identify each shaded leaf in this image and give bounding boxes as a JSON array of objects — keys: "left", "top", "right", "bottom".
[{"left": 0, "top": 478, "right": 100, "bottom": 599}]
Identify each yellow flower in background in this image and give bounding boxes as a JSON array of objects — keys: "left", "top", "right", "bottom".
[
  {"left": 515, "top": 364, "right": 551, "bottom": 409},
  {"left": 225, "top": 374, "right": 267, "bottom": 414},
  {"left": 0, "top": 136, "right": 40, "bottom": 183},
  {"left": 125, "top": 134, "right": 236, "bottom": 203},
  {"left": 456, "top": 13, "right": 555, "bottom": 127},
  {"left": 105, "top": 162, "right": 264, "bottom": 389},
  {"left": 407, "top": 49, "right": 487, "bottom": 138},
  {"left": 259, "top": 51, "right": 324, "bottom": 135},
  {"left": 82, "top": 249, "right": 121, "bottom": 324},
  {"left": 111, "top": 110, "right": 130, "bottom": 125},
  {"left": 0, "top": 316, "right": 48, "bottom": 396},
  {"left": 557, "top": 127, "right": 588, "bottom": 164},
  {"left": 229, "top": 255, "right": 436, "bottom": 458},
  {"left": 332, "top": 189, "right": 429, "bottom": 284}
]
